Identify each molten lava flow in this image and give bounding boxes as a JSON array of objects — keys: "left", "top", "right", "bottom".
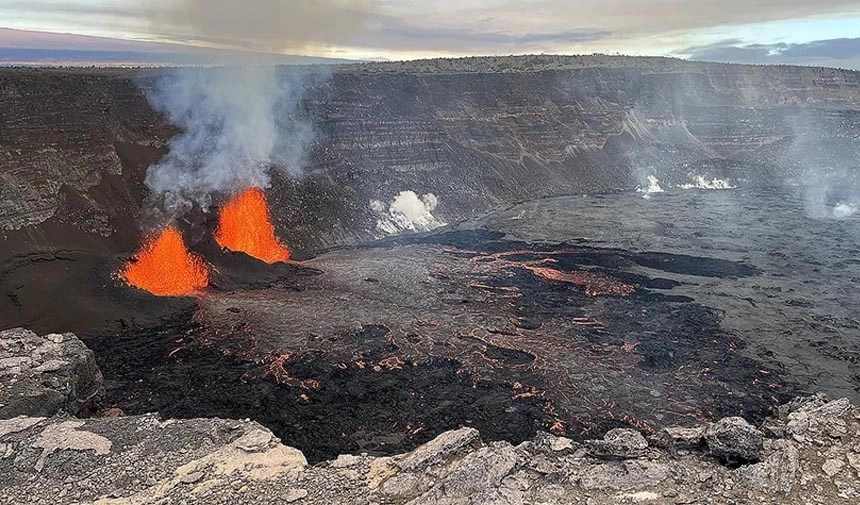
[
  {"left": 523, "top": 265, "right": 635, "bottom": 297},
  {"left": 215, "top": 187, "right": 290, "bottom": 263},
  {"left": 121, "top": 225, "right": 209, "bottom": 296}
]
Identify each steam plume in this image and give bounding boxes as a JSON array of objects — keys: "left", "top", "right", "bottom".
[
  {"left": 636, "top": 175, "right": 665, "bottom": 199},
  {"left": 142, "top": 1, "right": 376, "bottom": 222},
  {"left": 371, "top": 191, "right": 446, "bottom": 235},
  {"left": 784, "top": 110, "right": 860, "bottom": 220},
  {"left": 144, "top": 65, "right": 315, "bottom": 216}
]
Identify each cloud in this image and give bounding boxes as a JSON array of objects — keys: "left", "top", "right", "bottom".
[
  {"left": 2, "top": 0, "right": 860, "bottom": 61},
  {"left": 0, "top": 28, "right": 356, "bottom": 65},
  {"left": 0, "top": 0, "right": 144, "bottom": 19},
  {"left": 680, "top": 37, "right": 860, "bottom": 69},
  {"left": 0, "top": 0, "right": 380, "bottom": 53},
  {"left": 1, "top": 28, "right": 162, "bottom": 52},
  {"left": 378, "top": 1, "right": 860, "bottom": 40},
  {"left": 146, "top": 0, "right": 379, "bottom": 52},
  {"left": 352, "top": 13, "right": 610, "bottom": 53}
]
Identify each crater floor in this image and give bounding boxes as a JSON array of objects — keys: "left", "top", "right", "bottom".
[
  {"left": 90, "top": 227, "right": 792, "bottom": 462},
  {"left": 5, "top": 186, "right": 857, "bottom": 463}
]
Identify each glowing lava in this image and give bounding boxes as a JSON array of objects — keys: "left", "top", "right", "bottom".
[
  {"left": 121, "top": 225, "right": 210, "bottom": 296},
  {"left": 215, "top": 187, "right": 290, "bottom": 264},
  {"left": 523, "top": 265, "right": 635, "bottom": 297}
]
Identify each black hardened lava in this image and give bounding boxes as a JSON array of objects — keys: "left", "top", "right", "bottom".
[
  {"left": 84, "top": 317, "right": 547, "bottom": 464},
  {"left": 82, "top": 229, "right": 793, "bottom": 463}
]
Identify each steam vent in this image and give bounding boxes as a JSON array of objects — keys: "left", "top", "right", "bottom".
[{"left": 3, "top": 18, "right": 860, "bottom": 505}]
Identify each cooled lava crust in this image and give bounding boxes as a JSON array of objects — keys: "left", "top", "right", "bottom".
[{"left": 77, "top": 229, "right": 791, "bottom": 463}]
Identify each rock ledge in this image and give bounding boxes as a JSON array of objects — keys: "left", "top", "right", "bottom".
[{"left": 2, "top": 330, "right": 859, "bottom": 504}]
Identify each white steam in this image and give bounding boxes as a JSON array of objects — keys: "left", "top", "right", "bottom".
[
  {"left": 144, "top": 66, "right": 313, "bottom": 216},
  {"left": 678, "top": 176, "right": 736, "bottom": 190},
  {"left": 142, "top": 0, "right": 375, "bottom": 222},
  {"left": 832, "top": 203, "right": 858, "bottom": 218},
  {"left": 371, "top": 191, "right": 446, "bottom": 235},
  {"left": 781, "top": 110, "right": 860, "bottom": 220},
  {"left": 636, "top": 175, "right": 665, "bottom": 199}
]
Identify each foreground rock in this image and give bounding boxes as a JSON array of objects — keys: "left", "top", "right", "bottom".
[
  {"left": 1, "top": 395, "right": 859, "bottom": 504},
  {"left": 0, "top": 328, "right": 102, "bottom": 418},
  {"left": 704, "top": 416, "right": 764, "bottom": 463}
]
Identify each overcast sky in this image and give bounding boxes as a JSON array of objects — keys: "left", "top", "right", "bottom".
[{"left": 0, "top": 0, "right": 858, "bottom": 68}]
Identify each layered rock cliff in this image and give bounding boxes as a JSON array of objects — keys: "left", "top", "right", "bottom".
[{"left": 2, "top": 56, "right": 859, "bottom": 261}]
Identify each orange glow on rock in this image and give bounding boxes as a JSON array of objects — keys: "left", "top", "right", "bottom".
[
  {"left": 215, "top": 187, "right": 290, "bottom": 264},
  {"left": 121, "top": 225, "right": 209, "bottom": 296},
  {"left": 524, "top": 265, "right": 635, "bottom": 297}
]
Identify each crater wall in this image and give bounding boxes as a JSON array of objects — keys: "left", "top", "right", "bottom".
[{"left": 2, "top": 57, "right": 859, "bottom": 259}]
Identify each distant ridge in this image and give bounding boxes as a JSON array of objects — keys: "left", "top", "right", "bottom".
[{"left": 340, "top": 53, "right": 860, "bottom": 74}]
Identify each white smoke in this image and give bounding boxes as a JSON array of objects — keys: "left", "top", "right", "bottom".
[
  {"left": 371, "top": 191, "right": 446, "bottom": 235},
  {"left": 678, "top": 176, "right": 736, "bottom": 190},
  {"left": 781, "top": 109, "right": 860, "bottom": 220},
  {"left": 832, "top": 203, "right": 858, "bottom": 218},
  {"left": 141, "top": 0, "right": 375, "bottom": 222},
  {"left": 636, "top": 175, "right": 665, "bottom": 199},
  {"left": 144, "top": 65, "right": 315, "bottom": 216}
]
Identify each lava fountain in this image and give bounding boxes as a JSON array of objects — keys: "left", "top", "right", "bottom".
[
  {"left": 215, "top": 187, "right": 291, "bottom": 263},
  {"left": 121, "top": 225, "right": 210, "bottom": 296}
]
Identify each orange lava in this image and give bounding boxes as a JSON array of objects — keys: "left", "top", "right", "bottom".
[
  {"left": 215, "top": 187, "right": 290, "bottom": 264},
  {"left": 523, "top": 265, "right": 635, "bottom": 297},
  {"left": 121, "top": 225, "right": 209, "bottom": 296}
]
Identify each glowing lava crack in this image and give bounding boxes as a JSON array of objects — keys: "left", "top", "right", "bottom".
[
  {"left": 121, "top": 225, "right": 210, "bottom": 296},
  {"left": 215, "top": 187, "right": 291, "bottom": 264}
]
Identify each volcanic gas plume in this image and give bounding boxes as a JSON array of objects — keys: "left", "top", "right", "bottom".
[
  {"left": 215, "top": 187, "right": 290, "bottom": 263},
  {"left": 121, "top": 225, "right": 209, "bottom": 296}
]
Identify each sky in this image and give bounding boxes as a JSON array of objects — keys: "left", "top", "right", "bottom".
[{"left": 0, "top": 0, "right": 859, "bottom": 68}]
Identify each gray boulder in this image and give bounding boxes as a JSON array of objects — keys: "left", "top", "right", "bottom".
[
  {"left": 409, "top": 442, "right": 519, "bottom": 505},
  {"left": 0, "top": 328, "right": 102, "bottom": 418},
  {"left": 785, "top": 396, "right": 851, "bottom": 440},
  {"left": 735, "top": 439, "right": 800, "bottom": 494},
  {"left": 650, "top": 425, "right": 705, "bottom": 452},
  {"left": 395, "top": 426, "right": 480, "bottom": 472},
  {"left": 704, "top": 417, "right": 763, "bottom": 462},
  {"left": 579, "top": 460, "right": 669, "bottom": 490},
  {"left": 586, "top": 428, "right": 648, "bottom": 459}
]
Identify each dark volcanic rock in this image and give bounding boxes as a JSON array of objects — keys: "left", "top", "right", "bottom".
[
  {"left": 586, "top": 428, "right": 649, "bottom": 459},
  {"left": 83, "top": 232, "right": 789, "bottom": 462},
  {"left": 650, "top": 425, "right": 706, "bottom": 452},
  {"left": 0, "top": 395, "right": 858, "bottom": 504},
  {"left": 0, "top": 328, "right": 102, "bottom": 418},
  {"left": 704, "top": 416, "right": 765, "bottom": 463}
]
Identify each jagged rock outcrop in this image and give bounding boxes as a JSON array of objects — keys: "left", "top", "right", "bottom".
[
  {"left": 1, "top": 395, "right": 858, "bottom": 504},
  {"left": 586, "top": 428, "right": 649, "bottom": 459},
  {"left": 0, "top": 328, "right": 102, "bottom": 418},
  {"left": 0, "top": 330, "right": 856, "bottom": 503},
  {"left": 704, "top": 416, "right": 764, "bottom": 463}
]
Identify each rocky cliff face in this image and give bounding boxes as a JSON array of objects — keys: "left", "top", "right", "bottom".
[
  {"left": 2, "top": 57, "right": 859, "bottom": 260},
  {"left": 0, "top": 327, "right": 102, "bottom": 418}
]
